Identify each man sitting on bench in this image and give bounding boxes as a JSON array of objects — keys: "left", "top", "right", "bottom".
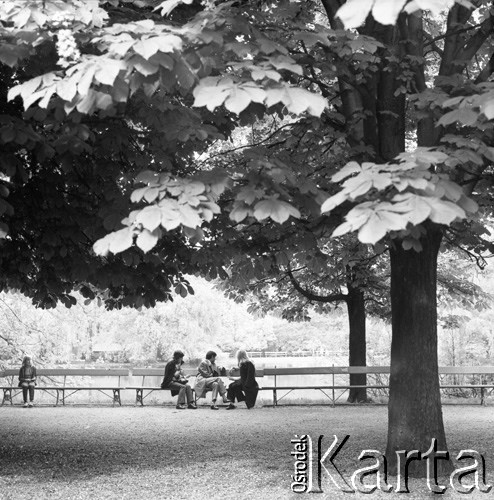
[
  {"left": 161, "top": 350, "right": 197, "bottom": 410},
  {"left": 194, "top": 351, "right": 234, "bottom": 410}
]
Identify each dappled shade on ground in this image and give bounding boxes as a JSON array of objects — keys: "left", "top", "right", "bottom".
[{"left": 0, "top": 406, "right": 494, "bottom": 499}]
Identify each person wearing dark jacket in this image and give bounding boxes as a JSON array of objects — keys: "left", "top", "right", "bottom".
[
  {"left": 18, "top": 356, "right": 37, "bottom": 408},
  {"left": 227, "top": 349, "right": 259, "bottom": 409},
  {"left": 161, "top": 350, "right": 197, "bottom": 410}
]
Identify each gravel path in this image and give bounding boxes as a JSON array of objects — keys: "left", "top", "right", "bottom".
[{"left": 1, "top": 404, "right": 494, "bottom": 499}]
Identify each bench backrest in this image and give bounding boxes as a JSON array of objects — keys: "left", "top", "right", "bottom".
[
  {"left": 262, "top": 366, "right": 494, "bottom": 376},
  {"left": 130, "top": 368, "right": 265, "bottom": 378},
  {"left": 2, "top": 366, "right": 494, "bottom": 382},
  {"left": 1, "top": 369, "right": 129, "bottom": 377},
  {"left": 131, "top": 368, "right": 193, "bottom": 377},
  {"left": 132, "top": 368, "right": 166, "bottom": 377},
  {"left": 438, "top": 366, "right": 494, "bottom": 374},
  {"left": 263, "top": 366, "right": 391, "bottom": 376}
]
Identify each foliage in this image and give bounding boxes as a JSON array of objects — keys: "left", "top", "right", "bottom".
[
  {"left": 0, "top": 0, "right": 492, "bottom": 288},
  {"left": 321, "top": 149, "right": 479, "bottom": 248},
  {"left": 0, "top": 0, "right": 230, "bottom": 307},
  {"left": 2, "top": 1, "right": 492, "bottom": 270}
]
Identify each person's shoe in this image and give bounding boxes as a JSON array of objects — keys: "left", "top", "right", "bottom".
[
  {"left": 211, "top": 404, "right": 219, "bottom": 410},
  {"left": 23, "top": 402, "right": 28, "bottom": 408},
  {"left": 222, "top": 398, "right": 232, "bottom": 404},
  {"left": 28, "top": 402, "right": 33, "bottom": 407},
  {"left": 226, "top": 403, "right": 236, "bottom": 410},
  {"left": 187, "top": 403, "right": 197, "bottom": 410},
  {"left": 175, "top": 404, "right": 187, "bottom": 410}
]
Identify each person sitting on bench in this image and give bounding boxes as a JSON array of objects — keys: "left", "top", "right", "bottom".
[
  {"left": 18, "top": 355, "right": 37, "bottom": 408},
  {"left": 194, "top": 351, "right": 234, "bottom": 410},
  {"left": 161, "top": 350, "right": 197, "bottom": 410},
  {"left": 227, "top": 349, "right": 259, "bottom": 409}
]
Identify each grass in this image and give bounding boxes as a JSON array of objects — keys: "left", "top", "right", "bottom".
[{"left": 1, "top": 404, "right": 494, "bottom": 499}]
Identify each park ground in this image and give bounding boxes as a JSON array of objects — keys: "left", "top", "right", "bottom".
[{"left": 1, "top": 404, "right": 494, "bottom": 499}]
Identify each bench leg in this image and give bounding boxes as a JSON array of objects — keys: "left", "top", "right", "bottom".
[
  {"left": 135, "top": 389, "right": 144, "bottom": 407},
  {"left": 113, "top": 389, "right": 121, "bottom": 406},
  {"left": 273, "top": 389, "right": 277, "bottom": 407},
  {"left": 56, "top": 389, "right": 65, "bottom": 406},
  {"left": 2, "top": 388, "right": 12, "bottom": 406}
]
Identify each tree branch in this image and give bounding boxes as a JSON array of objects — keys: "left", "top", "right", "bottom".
[
  {"left": 299, "top": 41, "right": 333, "bottom": 98},
  {"left": 194, "top": 123, "right": 295, "bottom": 167},
  {"left": 0, "top": 297, "right": 46, "bottom": 335},
  {"left": 455, "top": 13, "right": 494, "bottom": 69},
  {"left": 425, "top": 20, "right": 483, "bottom": 47},
  {"left": 442, "top": 233, "right": 488, "bottom": 270},
  {"left": 423, "top": 32, "right": 444, "bottom": 57},
  {"left": 407, "top": 12, "right": 427, "bottom": 93},
  {"left": 440, "top": 3, "right": 475, "bottom": 76},
  {"left": 319, "top": 0, "right": 344, "bottom": 29},
  {"left": 475, "top": 52, "right": 494, "bottom": 83},
  {"left": 286, "top": 265, "right": 347, "bottom": 303}
]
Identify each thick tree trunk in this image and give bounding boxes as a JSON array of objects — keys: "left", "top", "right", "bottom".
[
  {"left": 346, "top": 284, "right": 367, "bottom": 403},
  {"left": 319, "top": 4, "right": 453, "bottom": 475},
  {"left": 386, "top": 224, "right": 452, "bottom": 477}
]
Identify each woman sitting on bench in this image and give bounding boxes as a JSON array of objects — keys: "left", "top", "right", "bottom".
[
  {"left": 18, "top": 355, "right": 37, "bottom": 408},
  {"left": 227, "top": 349, "right": 259, "bottom": 409},
  {"left": 161, "top": 350, "right": 197, "bottom": 410}
]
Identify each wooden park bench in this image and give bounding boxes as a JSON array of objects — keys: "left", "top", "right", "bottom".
[
  {"left": 0, "top": 368, "right": 129, "bottom": 406},
  {"left": 1, "top": 365, "right": 493, "bottom": 407},
  {"left": 258, "top": 365, "right": 494, "bottom": 406},
  {"left": 128, "top": 368, "right": 185, "bottom": 406},
  {"left": 259, "top": 366, "right": 389, "bottom": 406},
  {"left": 438, "top": 366, "right": 494, "bottom": 405},
  {"left": 128, "top": 368, "right": 266, "bottom": 406}
]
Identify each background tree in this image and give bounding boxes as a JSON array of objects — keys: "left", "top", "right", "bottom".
[{"left": 219, "top": 227, "right": 389, "bottom": 402}]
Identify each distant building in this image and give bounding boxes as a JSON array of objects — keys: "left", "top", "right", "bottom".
[{"left": 91, "top": 342, "right": 123, "bottom": 361}]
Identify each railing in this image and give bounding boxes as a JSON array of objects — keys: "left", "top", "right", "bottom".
[{"left": 238, "top": 350, "right": 347, "bottom": 358}]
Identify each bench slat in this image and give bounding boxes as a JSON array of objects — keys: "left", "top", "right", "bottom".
[
  {"left": 131, "top": 369, "right": 197, "bottom": 377},
  {"left": 440, "top": 385, "right": 494, "bottom": 388},
  {"left": 260, "top": 385, "right": 388, "bottom": 390},
  {"left": 262, "top": 366, "right": 390, "bottom": 375},
  {"left": 0, "top": 387, "right": 123, "bottom": 391},
  {"left": 1, "top": 369, "right": 129, "bottom": 376},
  {"left": 439, "top": 367, "right": 494, "bottom": 374},
  {"left": 131, "top": 369, "right": 165, "bottom": 376},
  {"left": 2, "top": 366, "right": 494, "bottom": 377}
]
